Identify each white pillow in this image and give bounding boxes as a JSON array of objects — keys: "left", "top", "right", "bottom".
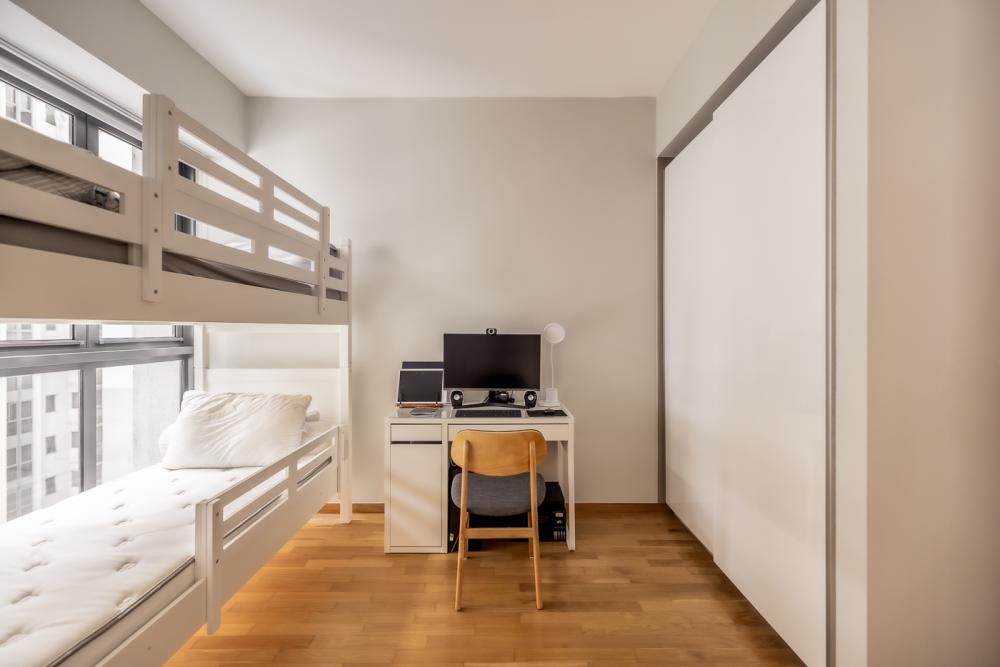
[
  {"left": 162, "top": 391, "right": 312, "bottom": 469},
  {"left": 160, "top": 406, "right": 321, "bottom": 452}
]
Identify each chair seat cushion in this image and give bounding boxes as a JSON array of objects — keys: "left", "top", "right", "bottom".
[{"left": 450, "top": 472, "right": 546, "bottom": 517}]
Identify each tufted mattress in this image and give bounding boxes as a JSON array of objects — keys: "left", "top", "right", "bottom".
[{"left": 0, "top": 464, "right": 262, "bottom": 667}]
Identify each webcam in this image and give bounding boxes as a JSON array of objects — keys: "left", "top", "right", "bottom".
[{"left": 485, "top": 327, "right": 498, "bottom": 335}]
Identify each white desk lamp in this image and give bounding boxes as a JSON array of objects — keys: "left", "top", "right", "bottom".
[{"left": 541, "top": 323, "right": 566, "bottom": 407}]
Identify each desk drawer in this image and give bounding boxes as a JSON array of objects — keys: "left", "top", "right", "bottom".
[
  {"left": 448, "top": 423, "right": 571, "bottom": 442},
  {"left": 390, "top": 424, "right": 442, "bottom": 443}
]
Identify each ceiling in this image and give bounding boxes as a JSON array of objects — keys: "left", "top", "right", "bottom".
[{"left": 139, "top": 0, "right": 717, "bottom": 98}]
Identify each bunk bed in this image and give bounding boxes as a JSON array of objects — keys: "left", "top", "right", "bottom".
[{"left": 0, "top": 94, "right": 353, "bottom": 666}]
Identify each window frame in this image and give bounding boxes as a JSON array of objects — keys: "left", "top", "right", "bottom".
[
  {"left": 0, "top": 67, "right": 142, "bottom": 162},
  {"left": 1, "top": 324, "right": 193, "bottom": 498},
  {"left": 0, "top": 42, "right": 141, "bottom": 142},
  {"left": 0, "top": 68, "right": 85, "bottom": 148}
]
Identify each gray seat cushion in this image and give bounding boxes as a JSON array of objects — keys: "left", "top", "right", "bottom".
[{"left": 450, "top": 472, "right": 546, "bottom": 517}]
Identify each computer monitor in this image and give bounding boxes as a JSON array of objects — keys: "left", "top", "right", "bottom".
[{"left": 443, "top": 333, "right": 541, "bottom": 390}]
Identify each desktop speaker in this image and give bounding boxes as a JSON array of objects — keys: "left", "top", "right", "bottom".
[
  {"left": 524, "top": 390, "right": 537, "bottom": 409},
  {"left": 450, "top": 390, "right": 464, "bottom": 408}
]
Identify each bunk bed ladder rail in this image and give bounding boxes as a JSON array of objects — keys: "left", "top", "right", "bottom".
[{"left": 194, "top": 425, "right": 339, "bottom": 633}]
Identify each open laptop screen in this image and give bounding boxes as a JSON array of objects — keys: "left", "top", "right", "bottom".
[{"left": 396, "top": 368, "right": 443, "bottom": 405}]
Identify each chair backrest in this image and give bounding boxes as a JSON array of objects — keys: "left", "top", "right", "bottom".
[{"left": 451, "top": 429, "right": 548, "bottom": 476}]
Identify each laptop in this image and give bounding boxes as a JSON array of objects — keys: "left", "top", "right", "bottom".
[{"left": 396, "top": 366, "right": 444, "bottom": 408}]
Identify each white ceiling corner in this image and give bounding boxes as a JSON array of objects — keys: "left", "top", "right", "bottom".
[{"left": 140, "top": 0, "right": 717, "bottom": 98}]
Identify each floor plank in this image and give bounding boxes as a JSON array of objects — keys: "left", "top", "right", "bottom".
[{"left": 166, "top": 509, "right": 802, "bottom": 666}]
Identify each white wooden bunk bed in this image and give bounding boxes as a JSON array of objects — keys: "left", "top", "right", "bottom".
[{"left": 0, "top": 94, "right": 353, "bottom": 666}]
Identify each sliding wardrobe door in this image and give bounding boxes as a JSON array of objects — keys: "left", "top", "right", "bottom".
[
  {"left": 663, "top": 5, "right": 826, "bottom": 665},
  {"left": 663, "top": 120, "right": 723, "bottom": 553}
]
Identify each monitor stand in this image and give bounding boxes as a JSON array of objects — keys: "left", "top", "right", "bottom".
[{"left": 461, "top": 390, "right": 517, "bottom": 409}]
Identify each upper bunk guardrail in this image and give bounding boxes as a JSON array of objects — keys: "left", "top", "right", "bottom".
[
  {"left": 142, "top": 94, "right": 346, "bottom": 313},
  {"left": 0, "top": 114, "right": 142, "bottom": 242},
  {"left": 0, "top": 94, "right": 347, "bottom": 316}
]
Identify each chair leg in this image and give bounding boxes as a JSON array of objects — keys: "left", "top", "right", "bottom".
[
  {"left": 531, "top": 506, "right": 543, "bottom": 610},
  {"left": 455, "top": 510, "right": 469, "bottom": 611},
  {"left": 527, "top": 511, "right": 534, "bottom": 559}
]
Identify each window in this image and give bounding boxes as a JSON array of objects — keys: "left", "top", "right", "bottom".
[
  {"left": 97, "top": 361, "right": 181, "bottom": 484},
  {"left": 98, "top": 129, "right": 142, "bottom": 174},
  {"left": 0, "top": 80, "right": 72, "bottom": 144},
  {"left": 1, "top": 322, "right": 73, "bottom": 342},
  {"left": 1, "top": 67, "right": 142, "bottom": 174},
  {"left": 99, "top": 324, "right": 177, "bottom": 340},
  {"left": 2, "top": 324, "right": 190, "bottom": 522},
  {"left": 3, "top": 369, "right": 79, "bottom": 520}
]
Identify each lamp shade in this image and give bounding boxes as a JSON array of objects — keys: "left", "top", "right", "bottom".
[{"left": 542, "top": 323, "right": 566, "bottom": 345}]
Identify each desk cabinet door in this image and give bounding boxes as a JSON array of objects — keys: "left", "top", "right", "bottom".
[{"left": 388, "top": 442, "right": 443, "bottom": 549}]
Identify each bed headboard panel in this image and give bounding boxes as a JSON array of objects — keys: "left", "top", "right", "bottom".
[{"left": 200, "top": 368, "right": 343, "bottom": 424}]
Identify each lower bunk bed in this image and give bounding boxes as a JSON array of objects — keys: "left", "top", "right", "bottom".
[{"left": 0, "top": 421, "right": 340, "bottom": 667}]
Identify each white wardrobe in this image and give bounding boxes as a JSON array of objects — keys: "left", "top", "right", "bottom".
[{"left": 663, "top": 5, "right": 826, "bottom": 666}]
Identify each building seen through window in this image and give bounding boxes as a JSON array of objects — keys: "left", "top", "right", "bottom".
[
  {"left": 2, "top": 322, "right": 189, "bottom": 522},
  {"left": 1, "top": 80, "right": 72, "bottom": 144}
]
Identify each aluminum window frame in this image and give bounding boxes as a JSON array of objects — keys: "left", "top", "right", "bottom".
[
  {"left": 0, "top": 61, "right": 142, "bottom": 158},
  {"left": 1, "top": 324, "right": 193, "bottom": 497}
]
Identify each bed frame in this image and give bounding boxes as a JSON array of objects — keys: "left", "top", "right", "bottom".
[
  {"left": 0, "top": 93, "right": 350, "bottom": 326},
  {"left": 0, "top": 94, "right": 355, "bottom": 664},
  {"left": 88, "top": 423, "right": 341, "bottom": 667}
]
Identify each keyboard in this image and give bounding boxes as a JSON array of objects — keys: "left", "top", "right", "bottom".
[{"left": 454, "top": 409, "right": 522, "bottom": 418}]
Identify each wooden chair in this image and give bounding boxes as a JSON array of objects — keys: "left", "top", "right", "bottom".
[{"left": 451, "top": 429, "right": 547, "bottom": 611}]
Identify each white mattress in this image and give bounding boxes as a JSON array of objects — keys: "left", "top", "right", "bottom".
[{"left": 0, "top": 464, "right": 258, "bottom": 667}]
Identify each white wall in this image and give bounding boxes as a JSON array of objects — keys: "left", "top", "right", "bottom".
[
  {"left": 663, "top": 5, "right": 826, "bottom": 665},
  {"left": 246, "top": 97, "right": 659, "bottom": 503},
  {"left": 655, "top": 0, "right": 795, "bottom": 155},
  {"left": 9, "top": 0, "right": 247, "bottom": 148},
  {"left": 868, "top": 1, "right": 1000, "bottom": 664}
]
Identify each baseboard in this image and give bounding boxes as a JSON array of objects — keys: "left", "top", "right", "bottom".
[
  {"left": 576, "top": 503, "right": 671, "bottom": 514},
  {"left": 320, "top": 502, "right": 384, "bottom": 514},
  {"left": 320, "top": 502, "right": 665, "bottom": 515}
]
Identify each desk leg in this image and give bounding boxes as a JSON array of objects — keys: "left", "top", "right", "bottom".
[
  {"left": 567, "top": 435, "right": 576, "bottom": 551},
  {"left": 339, "top": 428, "right": 352, "bottom": 524}
]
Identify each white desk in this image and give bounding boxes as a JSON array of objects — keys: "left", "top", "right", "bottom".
[{"left": 384, "top": 405, "right": 575, "bottom": 553}]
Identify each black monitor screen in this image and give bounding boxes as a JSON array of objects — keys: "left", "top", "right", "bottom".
[{"left": 443, "top": 333, "right": 541, "bottom": 390}]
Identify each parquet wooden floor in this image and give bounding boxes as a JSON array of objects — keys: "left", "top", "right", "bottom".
[{"left": 166, "top": 506, "right": 803, "bottom": 666}]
